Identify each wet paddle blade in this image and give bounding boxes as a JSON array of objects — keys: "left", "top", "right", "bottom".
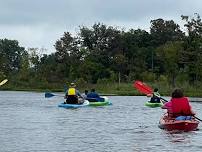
[
  {"left": 45, "top": 92, "right": 55, "bottom": 98},
  {"left": 133, "top": 80, "right": 153, "bottom": 95},
  {"left": 0, "top": 79, "right": 8, "bottom": 86}
]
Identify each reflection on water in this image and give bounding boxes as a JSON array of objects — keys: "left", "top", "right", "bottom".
[
  {"left": 0, "top": 91, "right": 201, "bottom": 152},
  {"left": 166, "top": 131, "right": 193, "bottom": 143}
]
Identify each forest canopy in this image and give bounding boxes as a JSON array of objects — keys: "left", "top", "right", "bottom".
[{"left": 1, "top": 14, "right": 202, "bottom": 91}]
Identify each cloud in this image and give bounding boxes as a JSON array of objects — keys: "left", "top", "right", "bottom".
[{"left": 0, "top": 0, "right": 202, "bottom": 53}]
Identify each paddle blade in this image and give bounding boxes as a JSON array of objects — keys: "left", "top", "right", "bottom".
[
  {"left": 0, "top": 79, "right": 8, "bottom": 86},
  {"left": 133, "top": 80, "right": 153, "bottom": 95},
  {"left": 45, "top": 92, "right": 55, "bottom": 98}
]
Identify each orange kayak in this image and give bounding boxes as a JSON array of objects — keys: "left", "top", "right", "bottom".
[{"left": 159, "top": 114, "right": 199, "bottom": 132}]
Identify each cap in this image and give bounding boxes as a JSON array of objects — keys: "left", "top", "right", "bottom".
[{"left": 70, "top": 82, "right": 76, "bottom": 87}]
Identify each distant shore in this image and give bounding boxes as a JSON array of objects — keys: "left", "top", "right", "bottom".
[{"left": 1, "top": 82, "right": 202, "bottom": 99}]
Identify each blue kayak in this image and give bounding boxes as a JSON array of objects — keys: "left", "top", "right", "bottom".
[{"left": 58, "top": 100, "right": 89, "bottom": 108}]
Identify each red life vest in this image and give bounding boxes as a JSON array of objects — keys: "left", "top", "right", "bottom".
[{"left": 171, "top": 97, "right": 192, "bottom": 117}]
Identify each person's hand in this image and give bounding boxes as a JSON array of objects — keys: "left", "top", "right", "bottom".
[
  {"left": 78, "top": 97, "right": 84, "bottom": 104},
  {"left": 191, "top": 110, "right": 196, "bottom": 116},
  {"left": 147, "top": 94, "right": 152, "bottom": 97}
]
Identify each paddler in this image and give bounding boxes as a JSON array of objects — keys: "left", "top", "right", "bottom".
[
  {"left": 161, "top": 88, "right": 195, "bottom": 120},
  {"left": 65, "top": 82, "right": 83, "bottom": 104},
  {"left": 147, "top": 88, "right": 161, "bottom": 103}
]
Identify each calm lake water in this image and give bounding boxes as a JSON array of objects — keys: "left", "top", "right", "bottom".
[{"left": 0, "top": 91, "right": 202, "bottom": 152}]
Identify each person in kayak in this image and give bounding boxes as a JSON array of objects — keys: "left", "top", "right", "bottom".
[
  {"left": 147, "top": 88, "right": 161, "bottom": 103},
  {"left": 87, "top": 89, "right": 100, "bottom": 98},
  {"left": 65, "top": 83, "right": 83, "bottom": 104},
  {"left": 161, "top": 88, "right": 195, "bottom": 119},
  {"left": 82, "top": 90, "right": 88, "bottom": 99},
  {"left": 86, "top": 88, "right": 103, "bottom": 102}
]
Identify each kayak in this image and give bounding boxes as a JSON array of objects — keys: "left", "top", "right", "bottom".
[
  {"left": 58, "top": 100, "right": 89, "bottom": 108},
  {"left": 87, "top": 96, "right": 112, "bottom": 106},
  {"left": 159, "top": 114, "right": 199, "bottom": 132},
  {"left": 145, "top": 101, "right": 163, "bottom": 108}
]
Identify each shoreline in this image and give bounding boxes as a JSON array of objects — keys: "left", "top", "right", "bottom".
[{"left": 1, "top": 90, "right": 202, "bottom": 102}]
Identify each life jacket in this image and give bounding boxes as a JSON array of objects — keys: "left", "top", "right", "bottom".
[
  {"left": 171, "top": 97, "right": 192, "bottom": 117},
  {"left": 68, "top": 88, "right": 76, "bottom": 96},
  {"left": 150, "top": 92, "right": 160, "bottom": 103}
]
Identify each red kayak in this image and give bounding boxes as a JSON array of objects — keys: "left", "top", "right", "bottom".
[{"left": 159, "top": 114, "right": 199, "bottom": 132}]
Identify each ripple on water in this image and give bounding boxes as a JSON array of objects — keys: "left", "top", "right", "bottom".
[{"left": 0, "top": 92, "right": 201, "bottom": 152}]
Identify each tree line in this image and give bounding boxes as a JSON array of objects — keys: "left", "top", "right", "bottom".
[{"left": 1, "top": 14, "right": 202, "bottom": 90}]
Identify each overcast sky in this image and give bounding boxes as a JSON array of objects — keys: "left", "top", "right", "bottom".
[{"left": 0, "top": 0, "right": 202, "bottom": 54}]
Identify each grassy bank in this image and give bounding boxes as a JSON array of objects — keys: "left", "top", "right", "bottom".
[{"left": 1, "top": 81, "right": 202, "bottom": 97}]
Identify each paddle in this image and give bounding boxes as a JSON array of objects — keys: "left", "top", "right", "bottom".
[
  {"left": 134, "top": 80, "right": 202, "bottom": 122},
  {"left": 45, "top": 92, "right": 64, "bottom": 98},
  {"left": 133, "top": 80, "right": 153, "bottom": 95},
  {"left": 64, "top": 84, "right": 68, "bottom": 93},
  {"left": 0, "top": 79, "right": 8, "bottom": 86},
  {"left": 133, "top": 80, "right": 167, "bottom": 103},
  {"left": 45, "top": 92, "right": 84, "bottom": 101}
]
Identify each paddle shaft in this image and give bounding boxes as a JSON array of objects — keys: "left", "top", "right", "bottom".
[
  {"left": 193, "top": 116, "right": 202, "bottom": 122},
  {"left": 153, "top": 92, "right": 168, "bottom": 103},
  {"left": 45, "top": 92, "right": 84, "bottom": 99},
  {"left": 45, "top": 92, "right": 65, "bottom": 98}
]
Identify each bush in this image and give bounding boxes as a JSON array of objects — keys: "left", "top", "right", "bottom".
[
  {"left": 141, "top": 71, "right": 156, "bottom": 82},
  {"left": 76, "top": 78, "right": 87, "bottom": 88}
]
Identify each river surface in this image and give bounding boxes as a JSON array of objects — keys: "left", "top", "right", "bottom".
[{"left": 0, "top": 91, "right": 202, "bottom": 152}]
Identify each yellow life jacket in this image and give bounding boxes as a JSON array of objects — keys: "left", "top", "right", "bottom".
[{"left": 68, "top": 88, "right": 76, "bottom": 95}]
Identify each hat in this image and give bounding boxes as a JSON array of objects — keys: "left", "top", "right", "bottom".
[
  {"left": 70, "top": 82, "right": 76, "bottom": 87},
  {"left": 154, "top": 88, "right": 158, "bottom": 92}
]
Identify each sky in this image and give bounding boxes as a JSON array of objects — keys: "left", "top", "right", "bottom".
[{"left": 0, "top": 0, "right": 202, "bottom": 54}]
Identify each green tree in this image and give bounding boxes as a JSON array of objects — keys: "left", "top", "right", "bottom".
[
  {"left": 150, "top": 18, "right": 184, "bottom": 46},
  {"left": 0, "top": 39, "right": 25, "bottom": 76},
  {"left": 156, "top": 41, "right": 183, "bottom": 87},
  {"left": 181, "top": 14, "right": 202, "bottom": 83},
  {"left": 54, "top": 32, "right": 82, "bottom": 80}
]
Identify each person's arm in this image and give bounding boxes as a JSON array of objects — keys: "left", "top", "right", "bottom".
[
  {"left": 147, "top": 94, "right": 153, "bottom": 97},
  {"left": 153, "top": 92, "right": 160, "bottom": 98},
  {"left": 96, "top": 92, "right": 100, "bottom": 98},
  {"left": 64, "top": 91, "right": 68, "bottom": 99},
  {"left": 189, "top": 105, "right": 196, "bottom": 116},
  {"left": 187, "top": 97, "right": 196, "bottom": 115},
  {"left": 161, "top": 101, "right": 171, "bottom": 109},
  {"left": 76, "top": 90, "right": 83, "bottom": 98}
]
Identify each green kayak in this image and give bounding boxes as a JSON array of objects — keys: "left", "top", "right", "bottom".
[
  {"left": 145, "top": 101, "right": 163, "bottom": 108},
  {"left": 88, "top": 96, "right": 111, "bottom": 106}
]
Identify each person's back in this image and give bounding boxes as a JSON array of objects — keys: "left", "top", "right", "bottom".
[
  {"left": 162, "top": 88, "right": 195, "bottom": 118},
  {"left": 150, "top": 88, "right": 160, "bottom": 103},
  {"left": 65, "top": 83, "right": 80, "bottom": 104},
  {"left": 87, "top": 89, "right": 100, "bottom": 98},
  {"left": 171, "top": 97, "right": 192, "bottom": 117}
]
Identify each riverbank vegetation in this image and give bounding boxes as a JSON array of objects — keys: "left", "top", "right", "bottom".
[{"left": 1, "top": 14, "right": 202, "bottom": 96}]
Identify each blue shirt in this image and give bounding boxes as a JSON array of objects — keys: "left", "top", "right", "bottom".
[{"left": 87, "top": 92, "right": 100, "bottom": 98}]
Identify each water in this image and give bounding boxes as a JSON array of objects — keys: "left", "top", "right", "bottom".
[{"left": 0, "top": 91, "right": 202, "bottom": 152}]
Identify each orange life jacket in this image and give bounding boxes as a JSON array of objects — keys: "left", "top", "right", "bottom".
[{"left": 171, "top": 97, "right": 192, "bottom": 117}]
